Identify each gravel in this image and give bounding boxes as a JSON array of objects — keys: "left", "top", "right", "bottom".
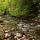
[{"left": 0, "top": 16, "right": 40, "bottom": 40}]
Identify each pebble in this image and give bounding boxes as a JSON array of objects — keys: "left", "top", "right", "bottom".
[
  {"left": 15, "top": 32, "right": 22, "bottom": 38},
  {"left": 4, "top": 30, "right": 11, "bottom": 39},
  {"left": 17, "top": 22, "right": 30, "bottom": 32},
  {"left": 4, "top": 30, "right": 10, "bottom": 33},
  {"left": 4, "top": 32, "right": 11, "bottom": 39},
  {"left": 36, "top": 25, "right": 40, "bottom": 27},
  {"left": 4, "top": 20, "right": 9, "bottom": 23}
]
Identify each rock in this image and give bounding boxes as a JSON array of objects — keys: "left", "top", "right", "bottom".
[
  {"left": 4, "top": 30, "right": 10, "bottom": 33},
  {"left": 4, "top": 30, "right": 11, "bottom": 39},
  {"left": 15, "top": 32, "right": 22, "bottom": 38},
  {"left": 17, "top": 22, "right": 30, "bottom": 32}
]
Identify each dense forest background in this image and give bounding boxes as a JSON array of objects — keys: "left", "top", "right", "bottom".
[{"left": 0, "top": 0, "right": 40, "bottom": 19}]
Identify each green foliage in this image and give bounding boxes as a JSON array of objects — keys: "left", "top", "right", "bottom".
[
  {"left": 0, "top": 0, "right": 10, "bottom": 15},
  {"left": 7, "top": 0, "right": 32, "bottom": 16},
  {"left": 8, "top": 0, "right": 40, "bottom": 17},
  {"left": 0, "top": 0, "right": 40, "bottom": 18}
]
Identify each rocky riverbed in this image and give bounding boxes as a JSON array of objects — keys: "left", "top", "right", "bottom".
[{"left": 0, "top": 15, "right": 40, "bottom": 40}]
